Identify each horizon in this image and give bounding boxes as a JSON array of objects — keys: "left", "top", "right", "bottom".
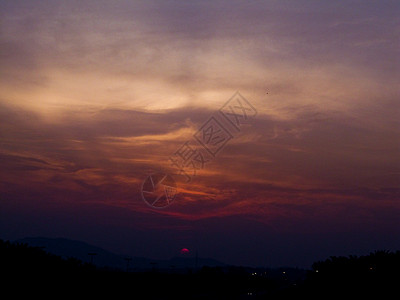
[
  {"left": 8, "top": 236, "right": 397, "bottom": 270},
  {"left": 0, "top": 1, "right": 399, "bottom": 269}
]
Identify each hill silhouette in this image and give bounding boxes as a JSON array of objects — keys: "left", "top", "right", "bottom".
[
  {"left": 0, "top": 239, "right": 96, "bottom": 275},
  {"left": 16, "top": 237, "right": 226, "bottom": 271},
  {"left": 16, "top": 237, "right": 127, "bottom": 270},
  {"left": 1, "top": 239, "right": 399, "bottom": 298}
]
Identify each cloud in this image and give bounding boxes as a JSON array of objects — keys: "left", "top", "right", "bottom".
[
  {"left": 1, "top": 0, "right": 398, "bottom": 117},
  {"left": 0, "top": 91, "right": 398, "bottom": 213},
  {"left": 0, "top": 1, "right": 398, "bottom": 262}
]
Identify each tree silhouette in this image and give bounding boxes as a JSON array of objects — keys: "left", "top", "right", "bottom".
[{"left": 303, "top": 250, "right": 400, "bottom": 296}]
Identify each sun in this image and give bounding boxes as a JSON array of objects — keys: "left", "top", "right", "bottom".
[{"left": 180, "top": 248, "right": 190, "bottom": 255}]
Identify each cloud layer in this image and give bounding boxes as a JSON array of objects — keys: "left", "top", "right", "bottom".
[{"left": 0, "top": 0, "right": 399, "bottom": 267}]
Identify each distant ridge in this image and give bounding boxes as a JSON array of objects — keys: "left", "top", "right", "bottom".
[
  {"left": 16, "top": 237, "right": 126, "bottom": 269},
  {"left": 15, "top": 237, "right": 226, "bottom": 271}
]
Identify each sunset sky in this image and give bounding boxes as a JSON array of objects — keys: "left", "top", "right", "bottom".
[{"left": 1, "top": 0, "right": 399, "bottom": 267}]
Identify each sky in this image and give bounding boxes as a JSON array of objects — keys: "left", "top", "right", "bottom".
[{"left": 0, "top": 0, "right": 399, "bottom": 268}]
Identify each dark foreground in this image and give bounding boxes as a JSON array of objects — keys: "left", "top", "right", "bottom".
[{"left": 1, "top": 240, "right": 399, "bottom": 299}]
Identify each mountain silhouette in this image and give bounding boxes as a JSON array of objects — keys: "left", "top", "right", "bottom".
[
  {"left": 17, "top": 237, "right": 126, "bottom": 269},
  {"left": 16, "top": 237, "right": 226, "bottom": 271}
]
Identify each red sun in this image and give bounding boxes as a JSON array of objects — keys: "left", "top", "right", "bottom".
[{"left": 180, "top": 248, "right": 190, "bottom": 255}]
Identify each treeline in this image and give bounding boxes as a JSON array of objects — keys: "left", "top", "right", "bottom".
[{"left": 297, "top": 250, "right": 400, "bottom": 297}]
